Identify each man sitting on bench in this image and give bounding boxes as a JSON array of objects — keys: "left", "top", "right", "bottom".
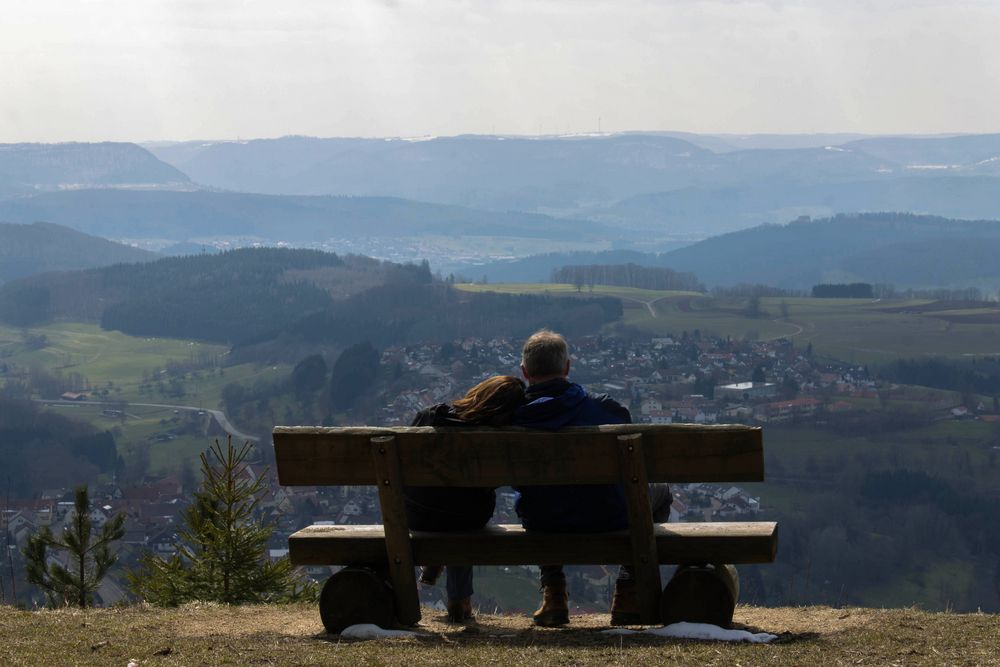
[{"left": 512, "top": 330, "right": 672, "bottom": 626}]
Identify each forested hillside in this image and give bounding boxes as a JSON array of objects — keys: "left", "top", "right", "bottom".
[
  {"left": 0, "top": 222, "right": 155, "bottom": 284},
  {"left": 659, "top": 213, "right": 1000, "bottom": 289},
  {"left": 0, "top": 398, "right": 117, "bottom": 497},
  {"left": 0, "top": 248, "right": 358, "bottom": 337},
  {"left": 0, "top": 248, "right": 621, "bottom": 351}
]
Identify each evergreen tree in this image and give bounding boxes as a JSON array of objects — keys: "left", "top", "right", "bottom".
[
  {"left": 128, "top": 437, "right": 310, "bottom": 605},
  {"left": 24, "top": 485, "right": 125, "bottom": 608}
]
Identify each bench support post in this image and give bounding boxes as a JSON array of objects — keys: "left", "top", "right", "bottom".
[
  {"left": 617, "top": 433, "right": 662, "bottom": 624},
  {"left": 371, "top": 435, "right": 421, "bottom": 626}
]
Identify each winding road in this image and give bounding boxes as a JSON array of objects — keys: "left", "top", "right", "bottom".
[{"left": 33, "top": 399, "right": 259, "bottom": 443}]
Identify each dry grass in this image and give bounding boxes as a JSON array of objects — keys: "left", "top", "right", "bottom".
[{"left": 2, "top": 603, "right": 998, "bottom": 666}]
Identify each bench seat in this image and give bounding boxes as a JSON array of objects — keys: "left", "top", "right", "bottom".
[{"left": 289, "top": 521, "right": 778, "bottom": 567}]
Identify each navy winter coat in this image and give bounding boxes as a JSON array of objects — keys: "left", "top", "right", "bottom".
[{"left": 512, "top": 378, "right": 630, "bottom": 532}]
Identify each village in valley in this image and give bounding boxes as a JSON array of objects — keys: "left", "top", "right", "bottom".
[{"left": 9, "top": 327, "right": 986, "bottom": 611}]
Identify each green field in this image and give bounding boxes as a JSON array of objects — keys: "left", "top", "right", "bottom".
[
  {"left": 0, "top": 321, "right": 286, "bottom": 406},
  {"left": 457, "top": 283, "right": 1000, "bottom": 363}
]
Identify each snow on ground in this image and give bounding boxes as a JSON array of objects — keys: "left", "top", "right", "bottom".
[
  {"left": 340, "top": 624, "right": 426, "bottom": 639},
  {"left": 602, "top": 621, "right": 778, "bottom": 643}
]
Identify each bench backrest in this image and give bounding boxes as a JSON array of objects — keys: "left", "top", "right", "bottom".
[{"left": 273, "top": 423, "right": 763, "bottom": 487}]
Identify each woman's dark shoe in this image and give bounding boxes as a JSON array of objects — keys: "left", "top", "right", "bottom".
[
  {"left": 446, "top": 596, "right": 473, "bottom": 623},
  {"left": 419, "top": 565, "right": 444, "bottom": 586}
]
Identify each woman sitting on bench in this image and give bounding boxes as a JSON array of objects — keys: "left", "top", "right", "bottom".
[{"left": 403, "top": 375, "right": 526, "bottom": 622}]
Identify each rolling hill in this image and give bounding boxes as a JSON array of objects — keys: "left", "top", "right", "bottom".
[
  {"left": 0, "top": 142, "right": 191, "bottom": 198},
  {"left": 658, "top": 212, "right": 1000, "bottom": 290},
  {"left": 0, "top": 221, "right": 156, "bottom": 284},
  {"left": 0, "top": 189, "right": 611, "bottom": 245}
]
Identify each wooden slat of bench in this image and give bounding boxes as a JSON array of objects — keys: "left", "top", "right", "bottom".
[
  {"left": 274, "top": 424, "right": 763, "bottom": 486},
  {"left": 288, "top": 522, "right": 778, "bottom": 566}
]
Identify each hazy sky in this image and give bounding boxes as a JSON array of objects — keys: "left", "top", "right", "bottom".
[{"left": 2, "top": 0, "right": 999, "bottom": 142}]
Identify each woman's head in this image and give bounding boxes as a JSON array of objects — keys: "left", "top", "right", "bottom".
[{"left": 452, "top": 375, "right": 526, "bottom": 425}]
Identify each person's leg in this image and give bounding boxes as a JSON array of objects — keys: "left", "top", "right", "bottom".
[
  {"left": 540, "top": 565, "right": 565, "bottom": 586},
  {"left": 445, "top": 566, "right": 474, "bottom": 622},
  {"left": 648, "top": 482, "right": 673, "bottom": 523}
]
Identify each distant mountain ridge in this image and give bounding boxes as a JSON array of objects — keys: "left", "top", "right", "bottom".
[
  {"left": 147, "top": 134, "right": 1000, "bottom": 221},
  {"left": 0, "top": 189, "right": 611, "bottom": 244},
  {"left": 0, "top": 142, "right": 191, "bottom": 199},
  {"left": 0, "top": 221, "right": 156, "bottom": 284}
]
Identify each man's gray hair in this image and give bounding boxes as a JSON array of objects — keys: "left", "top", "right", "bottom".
[{"left": 521, "top": 330, "right": 569, "bottom": 378}]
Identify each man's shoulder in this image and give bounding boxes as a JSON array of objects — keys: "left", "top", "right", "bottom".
[{"left": 587, "top": 393, "right": 632, "bottom": 424}]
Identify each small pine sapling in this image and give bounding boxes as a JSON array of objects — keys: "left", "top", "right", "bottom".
[
  {"left": 24, "top": 485, "right": 125, "bottom": 608},
  {"left": 129, "top": 436, "right": 314, "bottom": 605}
]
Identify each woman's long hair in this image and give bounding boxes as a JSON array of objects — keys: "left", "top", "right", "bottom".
[{"left": 451, "top": 375, "right": 526, "bottom": 425}]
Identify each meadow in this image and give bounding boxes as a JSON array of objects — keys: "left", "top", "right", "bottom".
[
  {"left": 457, "top": 283, "right": 1000, "bottom": 363},
  {"left": 0, "top": 321, "right": 287, "bottom": 407}
]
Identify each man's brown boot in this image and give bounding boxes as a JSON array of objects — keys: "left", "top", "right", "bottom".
[
  {"left": 610, "top": 578, "right": 641, "bottom": 626},
  {"left": 533, "top": 579, "right": 569, "bottom": 627}
]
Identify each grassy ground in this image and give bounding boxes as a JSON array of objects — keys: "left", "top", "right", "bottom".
[
  {"left": 456, "top": 284, "right": 1000, "bottom": 363},
  {"left": 1, "top": 604, "right": 996, "bottom": 666}
]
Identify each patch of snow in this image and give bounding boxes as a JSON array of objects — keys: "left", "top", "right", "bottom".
[
  {"left": 976, "top": 156, "right": 1000, "bottom": 165},
  {"left": 602, "top": 622, "right": 778, "bottom": 643},
  {"left": 340, "top": 624, "right": 424, "bottom": 639},
  {"left": 905, "top": 164, "right": 958, "bottom": 170},
  {"left": 824, "top": 146, "right": 849, "bottom": 152}
]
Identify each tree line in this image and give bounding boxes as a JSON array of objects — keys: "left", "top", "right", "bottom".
[
  {"left": 812, "top": 283, "right": 874, "bottom": 298},
  {"left": 551, "top": 263, "right": 704, "bottom": 293}
]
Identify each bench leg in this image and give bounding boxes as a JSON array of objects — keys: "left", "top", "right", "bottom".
[
  {"left": 660, "top": 563, "right": 740, "bottom": 628},
  {"left": 371, "top": 435, "right": 421, "bottom": 626},
  {"left": 319, "top": 566, "right": 395, "bottom": 634},
  {"left": 617, "top": 434, "right": 662, "bottom": 624}
]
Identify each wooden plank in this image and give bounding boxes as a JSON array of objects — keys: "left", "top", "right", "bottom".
[
  {"left": 370, "top": 435, "right": 420, "bottom": 626},
  {"left": 288, "top": 522, "right": 779, "bottom": 566},
  {"left": 274, "top": 424, "right": 763, "bottom": 487},
  {"left": 617, "top": 434, "right": 662, "bottom": 624}
]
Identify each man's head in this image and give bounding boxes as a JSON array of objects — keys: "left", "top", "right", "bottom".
[{"left": 520, "top": 330, "right": 570, "bottom": 384}]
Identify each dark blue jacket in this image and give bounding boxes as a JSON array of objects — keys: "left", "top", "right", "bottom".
[{"left": 513, "top": 378, "right": 630, "bottom": 532}]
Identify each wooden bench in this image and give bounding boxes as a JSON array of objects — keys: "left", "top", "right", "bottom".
[{"left": 273, "top": 423, "right": 777, "bottom": 632}]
